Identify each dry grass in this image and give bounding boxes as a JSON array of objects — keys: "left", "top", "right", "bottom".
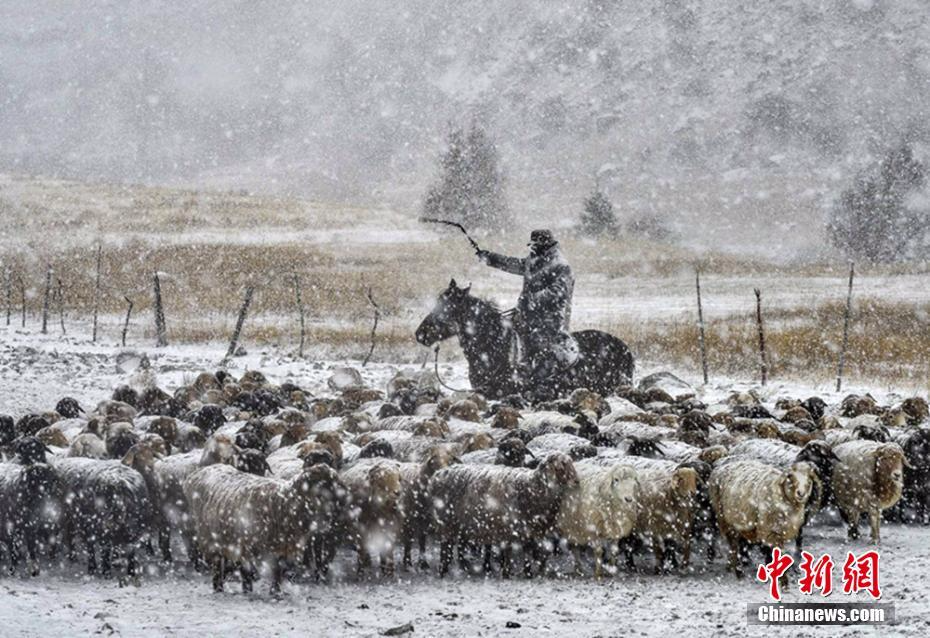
[
  {"left": 597, "top": 297, "right": 930, "bottom": 387},
  {"left": 2, "top": 175, "right": 929, "bottom": 385}
]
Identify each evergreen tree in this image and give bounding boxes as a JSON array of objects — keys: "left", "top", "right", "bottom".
[
  {"left": 827, "top": 143, "right": 927, "bottom": 262},
  {"left": 579, "top": 189, "right": 617, "bottom": 237},
  {"left": 423, "top": 123, "right": 509, "bottom": 231}
]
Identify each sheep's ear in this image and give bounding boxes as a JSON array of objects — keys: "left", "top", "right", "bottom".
[
  {"left": 448, "top": 278, "right": 458, "bottom": 290},
  {"left": 121, "top": 449, "right": 135, "bottom": 466}
]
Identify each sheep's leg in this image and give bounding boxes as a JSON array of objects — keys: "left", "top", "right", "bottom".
[
  {"left": 158, "top": 527, "right": 172, "bottom": 564},
  {"left": 264, "top": 560, "right": 279, "bottom": 594},
  {"left": 6, "top": 538, "right": 19, "bottom": 575},
  {"left": 522, "top": 540, "right": 536, "bottom": 578},
  {"left": 680, "top": 535, "right": 692, "bottom": 571},
  {"left": 653, "top": 539, "right": 666, "bottom": 575},
  {"left": 25, "top": 533, "right": 39, "bottom": 577},
  {"left": 500, "top": 544, "right": 513, "bottom": 579},
  {"left": 212, "top": 556, "right": 225, "bottom": 593},
  {"left": 439, "top": 540, "right": 453, "bottom": 577},
  {"left": 869, "top": 509, "right": 881, "bottom": 545},
  {"left": 457, "top": 541, "right": 473, "bottom": 575},
  {"left": 380, "top": 550, "right": 395, "bottom": 578},
  {"left": 843, "top": 509, "right": 861, "bottom": 540},
  {"left": 417, "top": 534, "right": 430, "bottom": 571},
  {"left": 86, "top": 542, "right": 97, "bottom": 575},
  {"left": 402, "top": 539, "right": 412, "bottom": 571},
  {"left": 482, "top": 545, "right": 493, "bottom": 575},
  {"left": 100, "top": 542, "right": 112, "bottom": 578},
  {"left": 357, "top": 546, "right": 372, "bottom": 578},
  {"left": 572, "top": 545, "right": 585, "bottom": 577}
]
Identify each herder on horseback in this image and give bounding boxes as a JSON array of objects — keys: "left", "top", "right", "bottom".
[
  {"left": 416, "top": 220, "right": 633, "bottom": 401},
  {"left": 476, "top": 230, "right": 579, "bottom": 392}
]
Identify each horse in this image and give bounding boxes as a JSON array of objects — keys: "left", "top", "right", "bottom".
[{"left": 415, "top": 279, "right": 635, "bottom": 400}]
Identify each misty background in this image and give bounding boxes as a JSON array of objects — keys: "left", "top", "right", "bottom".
[{"left": 2, "top": 0, "right": 929, "bottom": 257}]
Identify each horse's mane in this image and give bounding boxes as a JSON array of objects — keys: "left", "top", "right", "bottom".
[{"left": 463, "top": 291, "right": 504, "bottom": 316}]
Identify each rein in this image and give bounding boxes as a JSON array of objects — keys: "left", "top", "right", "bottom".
[{"left": 433, "top": 344, "right": 472, "bottom": 393}]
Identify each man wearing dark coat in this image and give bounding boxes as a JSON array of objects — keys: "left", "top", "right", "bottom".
[{"left": 476, "top": 229, "right": 579, "bottom": 389}]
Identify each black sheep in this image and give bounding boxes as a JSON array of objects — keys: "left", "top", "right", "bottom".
[
  {"left": 55, "top": 457, "right": 154, "bottom": 581},
  {"left": 0, "top": 437, "right": 65, "bottom": 576},
  {"left": 55, "top": 397, "right": 84, "bottom": 419}
]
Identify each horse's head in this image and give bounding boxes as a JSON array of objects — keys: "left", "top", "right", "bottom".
[{"left": 415, "top": 278, "right": 472, "bottom": 346}]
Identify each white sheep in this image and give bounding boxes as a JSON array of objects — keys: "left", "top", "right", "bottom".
[
  {"left": 709, "top": 458, "right": 815, "bottom": 577},
  {"left": 183, "top": 462, "right": 345, "bottom": 592},
  {"left": 831, "top": 440, "right": 906, "bottom": 543},
  {"left": 557, "top": 463, "right": 639, "bottom": 577}
]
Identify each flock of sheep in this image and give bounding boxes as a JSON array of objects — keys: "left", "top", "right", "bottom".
[{"left": 1, "top": 366, "right": 928, "bottom": 593}]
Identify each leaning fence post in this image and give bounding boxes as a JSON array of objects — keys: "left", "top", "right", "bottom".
[
  {"left": 41, "top": 265, "right": 52, "bottom": 334},
  {"left": 362, "top": 287, "right": 381, "bottom": 367},
  {"left": 754, "top": 288, "right": 768, "bottom": 386},
  {"left": 18, "top": 274, "right": 26, "bottom": 328},
  {"left": 292, "top": 274, "right": 306, "bottom": 358},
  {"left": 56, "top": 277, "right": 66, "bottom": 335},
  {"left": 153, "top": 272, "right": 168, "bottom": 347},
  {"left": 4, "top": 266, "right": 11, "bottom": 326},
  {"left": 122, "top": 296, "right": 134, "bottom": 347},
  {"left": 225, "top": 285, "right": 255, "bottom": 360},
  {"left": 92, "top": 244, "right": 102, "bottom": 342},
  {"left": 695, "top": 267, "right": 709, "bottom": 385},
  {"left": 836, "top": 262, "right": 855, "bottom": 392}
]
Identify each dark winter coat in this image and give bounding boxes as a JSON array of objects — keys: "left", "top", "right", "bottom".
[{"left": 481, "top": 242, "right": 577, "bottom": 367}]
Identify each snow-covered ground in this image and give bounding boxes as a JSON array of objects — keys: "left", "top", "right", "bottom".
[
  {"left": 1, "top": 524, "right": 927, "bottom": 636},
  {"left": 2, "top": 323, "right": 929, "bottom": 636}
]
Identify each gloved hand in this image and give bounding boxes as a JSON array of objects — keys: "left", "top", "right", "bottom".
[{"left": 475, "top": 248, "right": 489, "bottom": 262}]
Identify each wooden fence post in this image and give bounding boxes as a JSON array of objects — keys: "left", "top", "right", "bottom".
[
  {"left": 292, "top": 274, "right": 306, "bottom": 358},
  {"left": 153, "top": 272, "right": 167, "bottom": 347},
  {"left": 122, "top": 296, "right": 134, "bottom": 347},
  {"left": 695, "top": 267, "right": 709, "bottom": 385},
  {"left": 4, "top": 266, "right": 10, "bottom": 326},
  {"left": 225, "top": 286, "right": 255, "bottom": 360},
  {"left": 362, "top": 287, "right": 380, "bottom": 367},
  {"left": 56, "top": 277, "right": 66, "bottom": 335},
  {"left": 754, "top": 288, "right": 767, "bottom": 386},
  {"left": 836, "top": 262, "right": 855, "bottom": 392},
  {"left": 41, "top": 265, "right": 52, "bottom": 334},
  {"left": 92, "top": 245, "right": 102, "bottom": 342}
]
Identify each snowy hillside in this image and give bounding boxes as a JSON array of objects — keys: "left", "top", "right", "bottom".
[{"left": 3, "top": 1, "right": 929, "bottom": 212}]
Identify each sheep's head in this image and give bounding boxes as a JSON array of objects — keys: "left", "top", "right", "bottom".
[
  {"left": 781, "top": 462, "right": 815, "bottom": 506},
  {"left": 490, "top": 407, "right": 522, "bottom": 430},
  {"left": 671, "top": 467, "right": 699, "bottom": 499},
  {"left": 902, "top": 429, "right": 930, "bottom": 470},
  {"left": 302, "top": 449, "right": 336, "bottom": 469},
  {"left": 603, "top": 465, "right": 638, "bottom": 506},
  {"left": 624, "top": 437, "right": 665, "bottom": 458},
  {"left": 496, "top": 438, "right": 531, "bottom": 467},
  {"left": 874, "top": 444, "right": 906, "bottom": 505},
  {"left": 121, "top": 442, "right": 164, "bottom": 472},
  {"left": 697, "top": 445, "right": 729, "bottom": 466},
  {"left": 537, "top": 453, "right": 579, "bottom": 490},
  {"left": 359, "top": 439, "right": 394, "bottom": 459},
  {"left": 15, "top": 436, "right": 51, "bottom": 465},
  {"left": 36, "top": 425, "right": 69, "bottom": 448},
  {"left": 138, "top": 433, "right": 168, "bottom": 457},
  {"left": 458, "top": 432, "right": 494, "bottom": 454},
  {"left": 413, "top": 418, "right": 449, "bottom": 438},
  {"left": 797, "top": 441, "right": 839, "bottom": 482},
  {"left": 422, "top": 445, "right": 459, "bottom": 476},
  {"left": 201, "top": 433, "right": 238, "bottom": 465},
  {"left": 234, "top": 448, "right": 272, "bottom": 476},
  {"left": 853, "top": 423, "right": 890, "bottom": 443},
  {"left": 444, "top": 399, "right": 481, "bottom": 423},
  {"left": 754, "top": 420, "right": 780, "bottom": 440},
  {"left": 146, "top": 416, "right": 178, "bottom": 448},
  {"left": 367, "top": 464, "right": 403, "bottom": 509}
]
